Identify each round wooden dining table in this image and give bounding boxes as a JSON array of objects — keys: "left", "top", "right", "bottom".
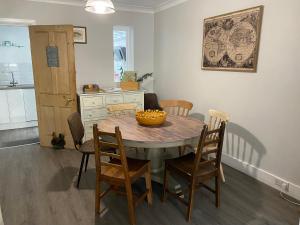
[{"left": 98, "top": 115, "right": 205, "bottom": 186}]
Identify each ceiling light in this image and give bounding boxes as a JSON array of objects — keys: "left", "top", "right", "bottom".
[{"left": 85, "top": 0, "right": 116, "bottom": 14}]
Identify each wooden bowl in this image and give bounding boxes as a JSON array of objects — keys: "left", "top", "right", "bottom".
[{"left": 136, "top": 110, "right": 167, "bottom": 126}]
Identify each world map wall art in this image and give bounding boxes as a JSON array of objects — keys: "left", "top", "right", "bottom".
[{"left": 202, "top": 6, "right": 264, "bottom": 72}]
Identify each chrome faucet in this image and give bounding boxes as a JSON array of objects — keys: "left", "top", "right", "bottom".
[{"left": 9, "top": 72, "right": 18, "bottom": 87}]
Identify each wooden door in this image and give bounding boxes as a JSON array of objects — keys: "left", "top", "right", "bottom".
[{"left": 29, "top": 25, "right": 77, "bottom": 149}]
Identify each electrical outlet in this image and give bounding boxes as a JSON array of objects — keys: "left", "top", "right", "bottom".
[
  {"left": 282, "top": 182, "right": 289, "bottom": 192},
  {"left": 275, "top": 178, "right": 289, "bottom": 192}
]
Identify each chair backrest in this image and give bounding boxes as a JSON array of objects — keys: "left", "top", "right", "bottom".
[
  {"left": 93, "top": 124, "right": 130, "bottom": 181},
  {"left": 208, "top": 109, "right": 230, "bottom": 130},
  {"left": 107, "top": 103, "right": 138, "bottom": 117},
  {"left": 160, "top": 100, "right": 193, "bottom": 117},
  {"left": 208, "top": 109, "right": 229, "bottom": 141},
  {"left": 144, "top": 93, "right": 162, "bottom": 111},
  {"left": 67, "top": 112, "right": 84, "bottom": 148},
  {"left": 193, "top": 121, "right": 226, "bottom": 176}
]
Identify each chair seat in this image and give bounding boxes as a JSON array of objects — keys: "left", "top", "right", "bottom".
[
  {"left": 101, "top": 158, "right": 150, "bottom": 182},
  {"left": 165, "top": 153, "right": 217, "bottom": 180},
  {"left": 78, "top": 139, "right": 95, "bottom": 153},
  {"left": 79, "top": 139, "right": 116, "bottom": 154}
]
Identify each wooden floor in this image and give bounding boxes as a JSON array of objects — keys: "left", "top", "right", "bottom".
[
  {"left": 0, "top": 127, "right": 39, "bottom": 148},
  {"left": 0, "top": 144, "right": 299, "bottom": 225}
]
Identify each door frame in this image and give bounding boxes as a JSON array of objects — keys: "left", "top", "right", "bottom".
[{"left": 0, "top": 18, "right": 36, "bottom": 26}]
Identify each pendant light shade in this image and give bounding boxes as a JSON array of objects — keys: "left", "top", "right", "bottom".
[{"left": 85, "top": 0, "right": 116, "bottom": 14}]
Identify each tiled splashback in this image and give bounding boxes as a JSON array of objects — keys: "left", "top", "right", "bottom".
[
  {"left": 0, "top": 26, "right": 34, "bottom": 86},
  {"left": 0, "top": 63, "right": 34, "bottom": 86}
]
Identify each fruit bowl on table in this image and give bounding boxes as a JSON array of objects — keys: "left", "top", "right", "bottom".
[{"left": 136, "top": 110, "right": 167, "bottom": 126}]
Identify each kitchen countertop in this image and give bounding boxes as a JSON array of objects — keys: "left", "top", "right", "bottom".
[{"left": 0, "top": 85, "right": 35, "bottom": 90}]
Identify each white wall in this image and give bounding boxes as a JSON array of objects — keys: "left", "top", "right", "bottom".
[
  {"left": 154, "top": 0, "right": 300, "bottom": 199},
  {"left": 0, "top": 0, "right": 154, "bottom": 89},
  {"left": 0, "top": 26, "right": 32, "bottom": 64}
]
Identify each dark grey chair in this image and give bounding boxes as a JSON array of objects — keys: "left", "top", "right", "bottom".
[
  {"left": 68, "top": 112, "right": 116, "bottom": 188},
  {"left": 144, "top": 93, "right": 162, "bottom": 111},
  {"left": 67, "top": 112, "right": 95, "bottom": 188}
]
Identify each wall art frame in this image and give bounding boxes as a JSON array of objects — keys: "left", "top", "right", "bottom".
[
  {"left": 73, "top": 26, "right": 87, "bottom": 44},
  {"left": 202, "top": 6, "right": 264, "bottom": 72}
]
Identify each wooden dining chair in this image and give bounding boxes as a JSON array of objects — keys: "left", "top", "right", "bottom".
[
  {"left": 107, "top": 103, "right": 140, "bottom": 153},
  {"left": 93, "top": 124, "right": 152, "bottom": 225},
  {"left": 162, "top": 121, "right": 226, "bottom": 222},
  {"left": 160, "top": 99, "right": 193, "bottom": 155},
  {"left": 107, "top": 103, "right": 139, "bottom": 117},
  {"left": 160, "top": 99, "right": 193, "bottom": 117},
  {"left": 207, "top": 109, "right": 230, "bottom": 182}
]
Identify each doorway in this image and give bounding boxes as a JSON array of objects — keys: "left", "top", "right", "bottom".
[{"left": 0, "top": 20, "right": 39, "bottom": 148}]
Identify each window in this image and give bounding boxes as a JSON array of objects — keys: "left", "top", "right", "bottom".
[{"left": 113, "top": 26, "right": 134, "bottom": 82}]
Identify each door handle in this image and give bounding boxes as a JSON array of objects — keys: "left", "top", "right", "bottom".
[
  {"left": 65, "top": 98, "right": 74, "bottom": 105},
  {"left": 63, "top": 96, "right": 75, "bottom": 106}
]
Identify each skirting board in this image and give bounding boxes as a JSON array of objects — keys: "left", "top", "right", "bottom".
[
  {"left": 222, "top": 153, "right": 300, "bottom": 201},
  {"left": 0, "top": 205, "right": 3, "bottom": 225},
  {"left": 0, "top": 121, "right": 38, "bottom": 131}
]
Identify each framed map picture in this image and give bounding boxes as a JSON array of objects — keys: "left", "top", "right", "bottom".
[
  {"left": 202, "top": 6, "right": 264, "bottom": 72},
  {"left": 73, "top": 26, "right": 87, "bottom": 44}
]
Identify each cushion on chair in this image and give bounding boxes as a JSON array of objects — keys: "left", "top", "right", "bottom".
[
  {"left": 78, "top": 139, "right": 95, "bottom": 153},
  {"left": 165, "top": 153, "right": 217, "bottom": 179},
  {"left": 79, "top": 139, "right": 117, "bottom": 154}
]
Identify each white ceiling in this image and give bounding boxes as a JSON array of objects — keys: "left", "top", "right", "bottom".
[{"left": 26, "top": 0, "right": 188, "bottom": 13}]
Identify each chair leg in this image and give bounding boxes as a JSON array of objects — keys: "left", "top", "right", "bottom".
[
  {"left": 125, "top": 183, "right": 136, "bottom": 225},
  {"left": 215, "top": 175, "right": 221, "bottom": 208},
  {"left": 145, "top": 164, "right": 153, "bottom": 206},
  {"left": 178, "top": 146, "right": 183, "bottom": 156},
  {"left": 95, "top": 175, "right": 101, "bottom": 214},
  {"left": 220, "top": 164, "right": 226, "bottom": 182},
  {"left": 178, "top": 146, "right": 188, "bottom": 156},
  {"left": 77, "top": 153, "right": 86, "bottom": 188},
  {"left": 85, "top": 154, "right": 90, "bottom": 172},
  {"left": 186, "top": 181, "right": 196, "bottom": 222},
  {"left": 161, "top": 165, "right": 168, "bottom": 202}
]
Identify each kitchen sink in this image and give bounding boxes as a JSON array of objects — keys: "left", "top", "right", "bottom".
[{"left": 0, "top": 84, "right": 34, "bottom": 90}]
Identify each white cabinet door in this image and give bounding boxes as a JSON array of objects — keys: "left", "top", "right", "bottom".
[
  {"left": 23, "top": 89, "right": 37, "bottom": 121},
  {"left": 6, "top": 89, "right": 26, "bottom": 123},
  {"left": 0, "top": 91, "right": 10, "bottom": 124}
]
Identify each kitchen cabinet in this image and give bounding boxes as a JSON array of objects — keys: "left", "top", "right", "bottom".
[
  {"left": 0, "top": 88, "right": 37, "bottom": 130},
  {"left": 0, "top": 91, "right": 10, "bottom": 124},
  {"left": 23, "top": 89, "right": 37, "bottom": 121},
  {"left": 7, "top": 89, "right": 26, "bottom": 123},
  {"left": 79, "top": 91, "right": 144, "bottom": 141}
]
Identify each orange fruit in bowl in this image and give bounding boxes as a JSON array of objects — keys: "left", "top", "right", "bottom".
[{"left": 135, "top": 110, "right": 167, "bottom": 126}]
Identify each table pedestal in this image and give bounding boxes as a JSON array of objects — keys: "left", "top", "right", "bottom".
[{"left": 142, "top": 148, "right": 182, "bottom": 193}]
